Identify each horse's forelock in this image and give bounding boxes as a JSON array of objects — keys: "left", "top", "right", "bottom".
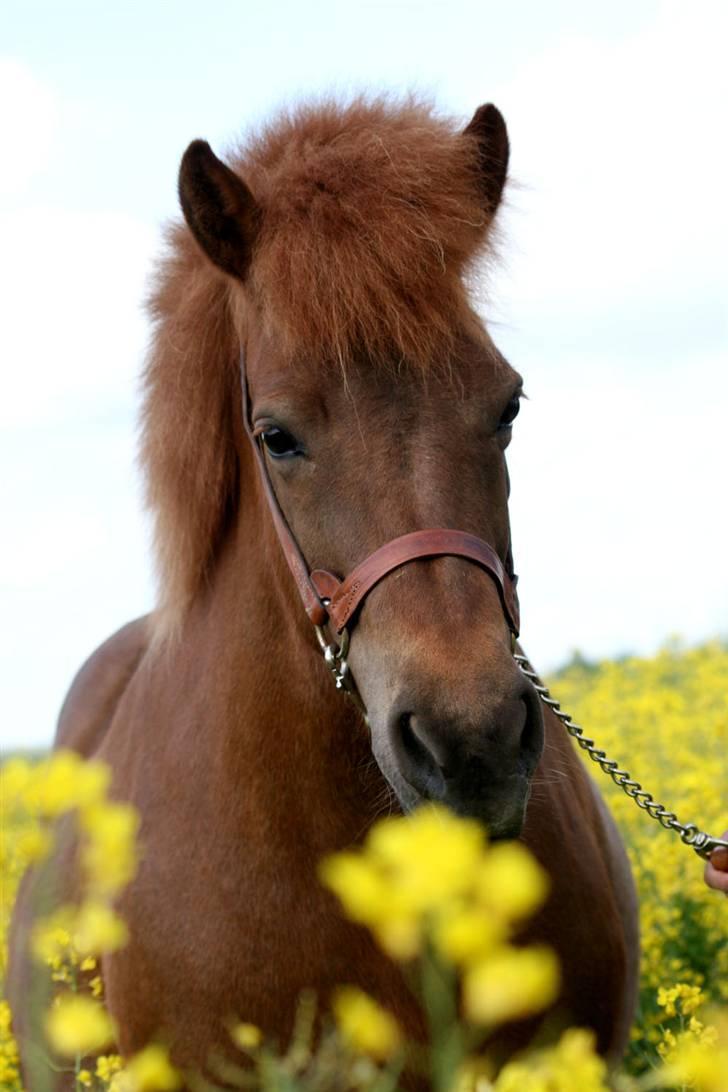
[{"left": 238, "top": 95, "right": 500, "bottom": 367}]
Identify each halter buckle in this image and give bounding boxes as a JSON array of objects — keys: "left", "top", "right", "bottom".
[{"left": 314, "top": 623, "right": 352, "bottom": 692}]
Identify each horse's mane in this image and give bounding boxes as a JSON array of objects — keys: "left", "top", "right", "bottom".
[{"left": 141, "top": 96, "right": 503, "bottom": 635}]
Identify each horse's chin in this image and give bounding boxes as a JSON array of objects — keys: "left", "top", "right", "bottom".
[{"left": 375, "top": 759, "right": 532, "bottom": 841}]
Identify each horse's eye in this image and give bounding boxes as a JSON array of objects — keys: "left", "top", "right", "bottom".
[
  {"left": 260, "top": 427, "right": 302, "bottom": 459},
  {"left": 498, "top": 395, "right": 521, "bottom": 431}
]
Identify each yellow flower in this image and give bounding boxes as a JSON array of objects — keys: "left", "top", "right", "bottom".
[
  {"left": 319, "top": 851, "right": 421, "bottom": 958},
  {"left": 24, "top": 752, "right": 110, "bottom": 817},
  {"left": 494, "top": 1028, "right": 609, "bottom": 1091},
  {"left": 475, "top": 842, "right": 550, "bottom": 922},
  {"left": 80, "top": 801, "right": 139, "bottom": 897},
  {"left": 78, "top": 1069, "right": 92, "bottom": 1086},
  {"left": 319, "top": 852, "right": 393, "bottom": 927},
  {"left": 463, "top": 945, "right": 560, "bottom": 1026},
  {"left": 433, "top": 906, "right": 506, "bottom": 966},
  {"left": 31, "top": 909, "right": 77, "bottom": 967},
  {"left": 45, "top": 994, "right": 115, "bottom": 1056},
  {"left": 0, "top": 1000, "right": 20, "bottom": 1088},
  {"left": 96, "top": 1054, "right": 123, "bottom": 1082},
  {"left": 367, "top": 805, "right": 485, "bottom": 913},
  {"left": 111, "top": 1044, "right": 180, "bottom": 1091},
  {"left": 371, "top": 915, "right": 422, "bottom": 960},
  {"left": 73, "top": 901, "right": 129, "bottom": 956},
  {"left": 230, "top": 1022, "right": 262, "bottom": 1050},
  {"left": 1, "top": 758, "right": 33, "bottom": 807},
  {"left": 332, "top": 987, "right": 402, "bottom": 1061},
  {"left": 15, "top": 827, "right": 53, "bottom": 864},
  {"left": 663, "top": 1013, "right": 728, "bottom": 1091}
]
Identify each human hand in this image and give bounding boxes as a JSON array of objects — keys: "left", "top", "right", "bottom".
[{"left": 704, "top": 830, "right": 728, "bottom": 895}]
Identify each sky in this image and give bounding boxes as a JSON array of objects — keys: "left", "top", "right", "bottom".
[{"left": 2, "top": 0, "right": 727, "bottom": 750}]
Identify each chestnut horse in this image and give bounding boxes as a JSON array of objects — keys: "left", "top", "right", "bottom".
[{"left": 9, "top": 97, "right": 638, "bottom": 1083}]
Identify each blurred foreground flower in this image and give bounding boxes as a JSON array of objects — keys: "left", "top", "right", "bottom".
[
  {"left": 463, "top": 945, "right": 560, "bottom": 1025},
  {"left": 492, "top": 1027, "right": 609, "bottom": 1091},
  {"left": 110, "top": 1044, "right": 181, "bottom": 1092},
  {"left": 332, "top": 987, "right": 402, "bottom": 1062},
  {"left": 230, "top": 1022, "right": 263, "bottom": 1051},
  {"left": 321, "top": 804, "right": 555, "bottom": 1042},
  {"left": 45, "top": 993, "right": 115, "bottom": 1056}
]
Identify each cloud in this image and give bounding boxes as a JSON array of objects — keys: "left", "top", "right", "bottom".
[
  {"left": 491, "top": 0, "right": 728, "bottom": 331},
  {"left": 0, "top": 60, "right": 158, "bottom": 749},
  {"left": 0, "top": 207, "right": 158, "bottom": 428},
  {"left": 506, "top": 349, "right": 728, "bottom": 669},
  {"left": 0, "top": 58, "right": 59, "bottom": 197}
]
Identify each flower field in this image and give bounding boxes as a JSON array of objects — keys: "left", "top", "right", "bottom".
[
  {"left": 550, "top": 639, "right": 728, "bottom": 1074},
  {"left": 1, "top": 639, "right": 727, "bottom": 1091}
]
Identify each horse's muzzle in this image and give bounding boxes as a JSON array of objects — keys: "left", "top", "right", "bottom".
[{"left": 375, "top": 676, "right": 544, "bottom": 837}]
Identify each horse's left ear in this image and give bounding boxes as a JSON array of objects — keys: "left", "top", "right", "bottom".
[
  {"left": 463, "top": 104, "right": 510, "bottom": 215},
  {"left": 178, "top": 140, "right": 261, "bottom": 280}
]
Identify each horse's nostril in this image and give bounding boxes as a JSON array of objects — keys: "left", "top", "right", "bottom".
[
  {"left": 395, "top": 713, "right": 447, "bottom": 796},
  {"left": 399, "top": 712, "right": 431, "bottom": 768}
]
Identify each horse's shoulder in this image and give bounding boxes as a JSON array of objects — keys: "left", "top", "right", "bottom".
[{"left": 54, "top": 616, "right": 151, "bottom": 758}]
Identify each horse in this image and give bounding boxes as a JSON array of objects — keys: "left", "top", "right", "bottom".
[{"left": 9, "top": 95, "right": 639, "bottom": 1085}]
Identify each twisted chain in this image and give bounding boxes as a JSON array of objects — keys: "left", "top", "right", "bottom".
[{"left": 514, "top": 653, "right": 727, "bottom": 861}]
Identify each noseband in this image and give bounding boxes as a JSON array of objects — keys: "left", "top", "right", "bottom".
[{"left": 240, "top": 354, "right": 519, "bottom": 704}]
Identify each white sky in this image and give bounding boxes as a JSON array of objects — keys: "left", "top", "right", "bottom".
[{"left": 2, "top": 0, "right": 726, "bottom": 750}]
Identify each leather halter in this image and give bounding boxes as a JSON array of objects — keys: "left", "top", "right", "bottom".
[{"left": 240, "top": 354, "right": 520, "bottom": 650}]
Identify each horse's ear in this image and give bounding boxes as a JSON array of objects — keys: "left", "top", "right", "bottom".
[
  {"left": 463, "top": 104, "right": 509, "bottom": 216},
  {"left": 178, "top": 140, "right": 261, "bottom": 280}
]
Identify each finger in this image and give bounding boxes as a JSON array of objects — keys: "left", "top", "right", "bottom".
[{"left": 705, "top": 860, "right": 728, "bottom": 894}]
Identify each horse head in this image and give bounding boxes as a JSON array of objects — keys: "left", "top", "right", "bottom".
[{"left": 173, "top": 99, "right": 544, "bottom": 839}]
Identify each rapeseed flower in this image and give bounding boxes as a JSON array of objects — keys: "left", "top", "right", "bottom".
[
  {"left": 79, "top": 801, "right": 139, "bottom": 897},
  {"left": 332, "top": 987, "right": 402, "bottom": 1061},
  {"left": 230, "top": 1022, "right": 263, "bottom": 1050},
  {"left": 72, "top": 900, "right": 129, "bottom": 956},
  {"left": 493, "top": 1028, "right": 609, "bottom": 1091},
  {"left": 45, "top": 993, "right": 115, "bottom": 1056},
  {"left": 463, "top": 946, "right": 560, "bottom": 1026},
  {"left": 433, "top": 905, "right": 506, "bottom": 965},
  {"left": 110, "top": 1044, "right": 181, "bottom": 1091},
  {"left": 21, "top": 751, "right": 110, "bottom": 817},
  {"left": 0, "top": 1000, "right": 20, "bottom": 1087},
  {"left": 474, "top": 842, "right": 549, "bottom": 922},
  {"left": 553, "top": 640, "right": 728, "bottom": 1072},
  {"left": 366, "top": 806, "right": 485, "bottom": 912},
  {"left": 96, "top": 1054, "right": 124, "bottom": 1081}
]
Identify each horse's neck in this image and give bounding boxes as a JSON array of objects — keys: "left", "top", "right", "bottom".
[{"left": 168, "top": 503, "right": 387, "bottom": 850}]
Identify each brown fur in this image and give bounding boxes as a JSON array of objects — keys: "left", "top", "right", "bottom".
[{"left": 240, "top": 96, "right": 496, "bottom": 366}]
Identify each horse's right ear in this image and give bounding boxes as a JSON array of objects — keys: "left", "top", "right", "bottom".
[
  {"left": 178, "top": 140, "right": 261, "bottom": 281},
  {"left": 463, "top": 104, "right": 509, "bottom": 216}
]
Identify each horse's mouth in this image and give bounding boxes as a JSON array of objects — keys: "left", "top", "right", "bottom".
[{"left": 378, "top": 758, "right": 533, "bottom": 841}]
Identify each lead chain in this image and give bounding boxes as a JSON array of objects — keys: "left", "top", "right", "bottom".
[{"left": 514, "top": 653, "right": 728, "bottom": 862}]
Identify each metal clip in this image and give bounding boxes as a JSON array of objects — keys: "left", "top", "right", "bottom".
[
  {"left": 691, "top": 833, "right": 728, "bottom": 862},
  {"left": 313, "top": 621, "right": 368, "bottom": 719},
  {"left": 314, "top": 623, "right": 351, "bottom": 691}
]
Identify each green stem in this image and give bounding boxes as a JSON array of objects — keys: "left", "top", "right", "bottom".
[{"left": 420, "top": 946, "right": 464, "bottom": 1092}]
